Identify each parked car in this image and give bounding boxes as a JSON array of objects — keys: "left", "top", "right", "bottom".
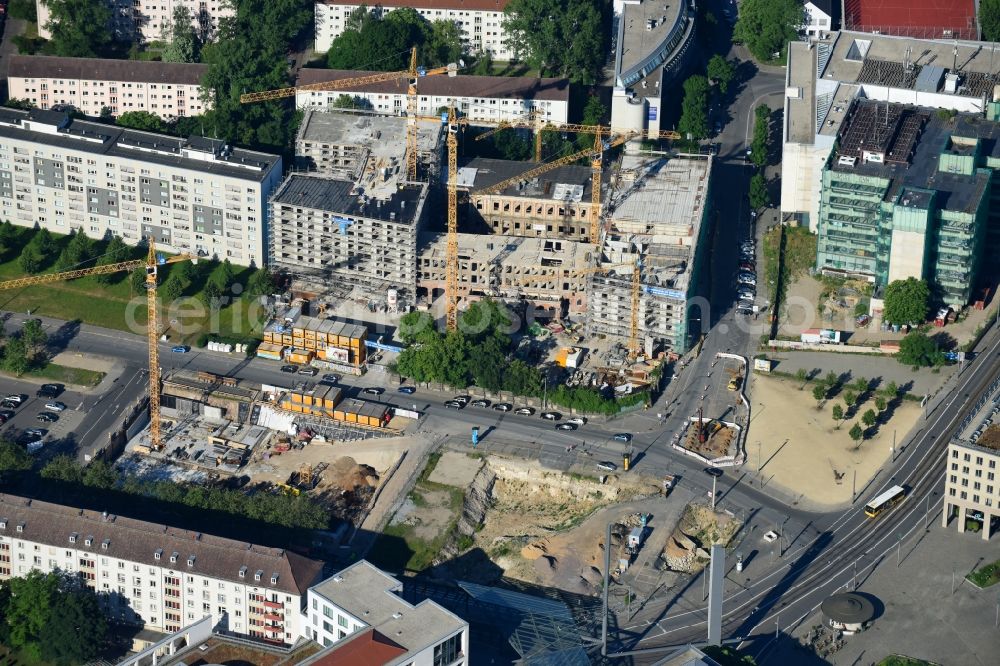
[
  {"left": 0, "top": 410, "right": 14, "bottom": 421},
  {"left": 44, "top": 402, "right": 66, "bottom": 412},
  {"left": 737, "top": 275, "right": 757, "bottom": 285},
  {"left": 515, "top": 407, "right": 535, "bottom": 416},
  {"left": 736, "top": 307, "right": 754, "bottom": 315},
  {"left": 737, "top": 291, "right": 755, "bottom": 301},
  {"left": 298, "top": 367, "right": 318, "bottom": 376},
  {"left": 24, "top": 428, "right": 46, "bottom": 438},
  {"left": 727, "top": 376, "right": 742, "bottom": 391},
  {"left": 452, "top": 395, "right": 470, "bottom": 405},
  {"left": 704, "top": 467, "right": 723, "bottom": 477},
  {"left": 36, "top": 413, "right": 58, "bottom": 423},
  {"left": 613, "top": 433, "right": 632, "bottom": 442},
  {"left": 541, "top": 411, "right": 561, "bottom": 420},
  {"left": 171, "top": 345, "right": 190, "bottom": 353},
  {"left": 493, "top": 403, "right": 513, "bottom": 412},
  {"left": 444, "top": 400, "right": 463, "bottom": 409},
  {"left": 470, "top": 399, "right": 490, "bottom": 408},
  {"left": 4, "top": 395, "right": 23, "bottom": 405},
  {"left": 739, "top": 262, "right": 755, "bottom": 271},
  {"left": 279, "top": 365, "right": 297, "bottom": 373},
  {"left": 36, "top": 384, "right": 62, "bottom": 399},
  {"left": 556, "top": 423, "right": 576, "bottom": 431},
  {"left": 567, "top": 417, "right": 587, "bottom": 426},
  {"left": 397, "top": 386, "right": 416, "bottom": 394},
  {"left": 323, "top": 374, "right": 340, "bottom": 383},
  {"left": 363, "top": 387, "right": 385, "bottom": 395},
  {"left": 0, "top": 400, "right": 18, "bottom": 410},
  {"left": 597, "top": 461, "right": 618, "bottom": 472}
]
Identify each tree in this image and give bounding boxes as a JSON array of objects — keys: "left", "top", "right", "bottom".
[
  {"left": 21, "top": 317, "right": 48, "bottom": 363},
  {"left": 898, "top": 331, "right": 945, "bottom": 368},
  {"left": 18, "top": 245, "right": 42, "bottom": 273},
  {"left": 425, "top": 19, "right": 464, "bottom": 67},
  {"left": 218, "top": 258, "right": 237, "bottom": 291},
  {"left": 831, "top": 404, "right": 844, "bottom": 428},
  {"left": 849, "top": 422, "right": 864, "bottom": 445},
  {"left": 41, "top": 0, "right": 113, "bottom": 58},
  {"left": 733, "top": 0, "right": 802, "bottom": 62},
  {"left": 574, "top": 94, "right": 607, "bottom": 151},
  {"left": 502, "top": 359, "right": 543, "bottom": 396},
  {"left": 883, "top": 277, "right": 930, "bottom": 325},
  {"left": 160, "top": 275, "right": 184, "bottom": 302},
  {"left": 8, "top": 0, "right": 37, "bottom": 22},
  {"left": 162, "top": 4, "right": 201, "bottom": 63},
  {"left": 749, "top": 173, "right": 769, "bottom": 209},
  {"left": 0, "top": 438, "right": 32, "bottom": 476},
  {"left": 795, "top": 367, "right": 807, "bottom": 389},
  {"left": 82, "top": 459, "right": 118, "bottom": 489},
  {"left": 116, "top": 111, "right": 168, "bottom": 133},
  {"left": 884, "top": 381, "right": 898, "bottom": 397},
  {"left": 862, "top": 409, "right": 877, "bottom": 428},
  {"left": 95, "top": 235, "right": 131, "bottom": 285},
  {"left": 2, "top": 337, "right": 30, "bottom": 376},
  {"left": 751, "top": 105, "right": 770, "bottom": 167},
  {"left": 843, "top": 390, "right": 857, "bottom": 407},
  {"left": 812, "top": 383, "right": 826, "bottom": 405},
  {"left": 326, "top": 6, "right": 428, "bottom": 71},
  {"left": 707, "top": 55, "right": 735, "bottom": 93},
  {"left": 472, "top": 50, "right": 494, "bottom": 75},
  {"left": 982, "top": 0, "right": 1000, "bottom": 42},
  {"left": 202, "top": 279, "right": 223, "bottom": 304},
  {"left": 679, "top": 75, "right": 710, "bottom": 140},
  {"left": 853, "top": 377, "right": 868, "bottom": 392},
  {"left": 129, "top": 265, "right": 147, "bottom": 292},
  {"left": 247, "top": 266, "right": 276, "bottom": 295},
  {"left": 40, "top": 455, "right": 83, "bottom": 483},
  {"left": 875, "top": 396, "right": 887, "bottom": 412},
  {"left": 54, "top": 229, "right": 95, "bottom": 271},
  {"left": 824, "top": 371, "right": 838, "bottom": 387},
  {"left": 502, "top": 0, "right": 605, "bottom": 83}
]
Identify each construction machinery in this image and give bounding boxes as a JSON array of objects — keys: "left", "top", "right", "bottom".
[
  {"left": 240, "top": 46, "right": 462, "bottom": 181},
  {"left": 0, "top": 239, "right": 194, "bottom": 450}
]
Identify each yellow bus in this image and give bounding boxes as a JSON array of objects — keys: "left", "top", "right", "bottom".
[{"left": 864, "top": 485, "right": 906, "bottom": 518}]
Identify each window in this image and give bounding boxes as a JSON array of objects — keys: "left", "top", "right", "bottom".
[
  {"left": 433, "top": 633, "right": 463, "bottom": 666},
  {"left": 338, "top": 614, "right": 348, "bottom": 628}
]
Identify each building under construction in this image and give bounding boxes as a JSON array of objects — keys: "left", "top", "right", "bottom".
[
  {"left": 590, "top": 154, "right": 713, "bottom": 355},
  {"left": 418, "top": 233, "right": 595, "bottom": 318}
]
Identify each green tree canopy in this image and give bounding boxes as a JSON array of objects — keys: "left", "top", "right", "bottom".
[
  {"left": 982, "top": 0, "right": 1000, "bottom": 41},
  {"left": 707, "top": 55, "right": 735, "bottom": 93},
  {"left": 0, "top": 438, "right": 32, "bottom": 476},
  {"left": 40, "top": 455, "right": 84, "bottom": 483},
  {"left": 831, "top": 404, "right": 843, "bottom": 422},
  {"left": 843, "top": 390, "right": 857, "bottom": 407},
  {"left": 116, "top": 111, "right": 168, "bottom": 133},
  {"left": 883, "top": 277, "right": 930, "bottom": 325},
  {"left": 678, "top": 74, "right": 710, "bottom": 140},
  {"left": 162, "top": 4, "right": 202, "bottom": 63},
  {"left": 502, "top": 0, "right": 605, "bottom": 83},
  {"left": 733, "top": 0, "right": 802, "bottom": 62},
  {"left": 749, "top": 173, "right": 769, "bottom": 209},
  {"left": 41, "top": 0, "right": 113, "bottom": 58},
  {"left": 897, "top": 331, "right": 945, "bottom": 367},
  {"left": 849, "top": 422, "right": 863, "bottom": 444},
  {"left": 811, "top": 383, "right": 826, "bottom": 403},
  {"left": 247, "top": 266, "right": 276, "bottom": 295},
  {"left": 862, "top": 409, "right": 877, "bottom": 428},
  {"left": 95, "top": 235, "right": 133, "bottom": 285}
]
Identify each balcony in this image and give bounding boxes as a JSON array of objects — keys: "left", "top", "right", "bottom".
[
  {"left": 262, "top": 599, "right": 283, "bottom": 610},
  {"left": 263, "top": 613, "right": 283, "bottom": 622}
]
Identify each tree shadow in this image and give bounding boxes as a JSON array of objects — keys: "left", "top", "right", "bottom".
[{"left": 47, "top": 318, "right": 82, "bottom": 355}]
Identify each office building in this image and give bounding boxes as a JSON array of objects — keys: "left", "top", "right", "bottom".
[
  {"left": 418, "top": 233, "right": 594, "bottom": 318},
  {"left": 814, "top": 98, "right": 993, "bottom": 307},
  {"left": 37, "top": 0, "right": 233, "bottom": 43},
  {"left": 0, "top": 107, "right": 282, "bottom": 266},
  {"left": 315, "top": 0, "right": 511, "bottom": 59},
  {"left": 294, "top": 69, "right": 571, "bottom": 125},
  {"left": 8, "top": 55, "right": 210, "bottom": 120},
  {"left": 0, "top": 494, "right": 324, "bottom": 642},
  {"left": 942, "top": 402, "right": 1000, "bottom": 540},
  {"left": 590, "top": 153, "right": 713, "bottom": 355},
  {"left": 302, "top": 560, "right": 468, "bottom": 663}
]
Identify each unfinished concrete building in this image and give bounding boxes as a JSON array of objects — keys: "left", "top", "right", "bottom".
[
  {"left": 418, "top": 233, "right": 595, "bottom": 318},
  {"left": 590, "top": 154, "right": 713, "bottom": 355},
  {"left": 270, "top": 174, "right": 428, "bottom": 300},
  {"left": 458, "top": 157, "right": 605, "bottom": 243},
  {"left": 294, "top": 108, "right": 442, "bottom": 180}
]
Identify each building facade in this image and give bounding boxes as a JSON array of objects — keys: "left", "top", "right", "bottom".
[
  {"left": 802, "top": 1, "right": 837, "bottom": 37},
  {"left": 0, "top": 108, "right": 282, "bottom": 267},
  {"left": 815, "top": 99, "right": 992, "bottom": 308},
  {"left": 0, "top": 494, "right": 324, "bottom": 642},
  {"left": 270, "top": 174, "right": 428, "bottom": 298},
  {"left": 302, "top": 560, "right": 468, "bottom": 663},
  {"left": 294, "top": 69, "right": 570, "bottom": 125},
  {"left": 315, "top": 0, "right": 511, "bottom": 59},
  {"left": 8, "top": 55, "right": 210, "bottom": 120},
  {"left": 943, "top": 438, "right": 1000, "bottom": 540},
  {"left": 37, "top": 0, "right": 233, "bottom": 43}
]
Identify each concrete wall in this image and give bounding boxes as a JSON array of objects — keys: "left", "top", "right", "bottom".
[{"left": 780, "top": 136, "right": 835, "bottom": 232}]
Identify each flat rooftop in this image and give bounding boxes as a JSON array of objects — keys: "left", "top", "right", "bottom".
[
  {"left": 0, "top": 108, "right": 279, "bottom": 180},
  {"left": 158, "top": 633, "right": 322, "bottom": 665},
  {"left": 617, "top": 0, "right": 685, "bottom": 76},
  {"left": 311, "top": 561, "right": 466, "bottom": 654},
  {"left": 786, "top": 41, "right": 819, "bottom": 144},
  {"left": 272, "top": 174, "right": 427, "bottom": 226},
  {"left": 830, "top": 99, "right": 999, "bottom": 214},
  {"left": 298, "top": 109, "right": 440, "bottom": 155},
  {"left": 457, "top": 157, "right": 600, "bottom": 201}
]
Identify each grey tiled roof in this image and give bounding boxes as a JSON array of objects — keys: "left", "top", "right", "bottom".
[{"left": 9, "top": 55, "right": 207, "bottom": 86}]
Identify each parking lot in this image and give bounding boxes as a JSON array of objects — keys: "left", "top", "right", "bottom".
[{"left": 0, "top": 379, "right": 87, "bottom": 456}]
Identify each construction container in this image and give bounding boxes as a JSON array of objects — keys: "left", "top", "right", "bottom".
[{"left": 286, "top": 348, "right": 315, "bottom": 365}]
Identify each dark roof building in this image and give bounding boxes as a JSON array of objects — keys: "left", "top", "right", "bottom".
[{"left": 8, "top": 55, "right": 208, "bottom": 85}]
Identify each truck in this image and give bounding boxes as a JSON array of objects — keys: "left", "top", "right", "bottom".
[
  {"left": 662, "top": 474, "right": 676, "bottom": 494},
  {"left": 800, "top": 328, "right": 842, "bottom": 344}
]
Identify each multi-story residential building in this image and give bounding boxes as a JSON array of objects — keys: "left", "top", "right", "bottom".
[
  {"left": 270, "top": 174, "right": 428, "bottom": 300},
  {"left": 590, "top": 153, "right": 713, "bottom": 355},
  {"left": 802, "top": 1, "right": 838, "bottom": 37},
  {"left": 301, "top": 560, "right": 468, "bottom": 663},
  {"left": 0, "top": 494, "right": 324, "bottom": 642},
  {"left": 942, "top": 417, "right": 1000, "bottom": 540},
  {"left": 315, "top": 0, "right": 511, "bottom": 59},
  {"left": 814, "top": 98, "right": 993, "bottom": 308},
  {"left": 459, "top": 157, "right": 600, "bottom": 244},
  {"left": 418, "top": 233, "right": 594, "bottom": 318},
  {"left": 294, "top": 69, "right": 571, "bottom": 124},
  {"left": 0, "top": 107, "right": 282, "bottom": 266},
  {"left": 8, "top": 55, "right": 210, "bottom": 120},
  {"left": 37, "top": 0, "right": 233, "bottom": 43}
]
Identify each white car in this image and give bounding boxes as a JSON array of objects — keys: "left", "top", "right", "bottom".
[
  {"left": 567, "top": 417, "right": 587, "bottom": 426},
  {"left": 44, "top": 401, "right": 66, "bottom": 412},
  {"left": 4, "top": 395, "right": 23, "bottom": 404}
]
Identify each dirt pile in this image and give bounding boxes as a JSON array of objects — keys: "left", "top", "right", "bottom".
[
  {"left": 314, "top": 456, "right": 379, "bottom": 524},
  {"left": 660, "top": 504, "right": 740, "bottom": 573}
]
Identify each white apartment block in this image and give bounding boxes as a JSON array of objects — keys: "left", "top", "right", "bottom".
[
  {"left": 0, "top": 107, "right": 283, "bottom": 266},
  {"left": 943, "top": 438, "right": 1000, "bottom": 540},
  {"left": 302, "top": 560, "right": 468, "bottom": 664},
  {"left": 37, "top": 0, "right": 233, "bottom": 42},
  {"left": 295, "top": 69, "right": 570, "bottom": 124},
  {"left": 315, "top": 0, "right": 512, "bottom": 59},
  {"left": 0, "top": 494, "right": 324, "bottom": 643},
  {"left": 8, "top": 55, "right": 210, "bottom": 120}
]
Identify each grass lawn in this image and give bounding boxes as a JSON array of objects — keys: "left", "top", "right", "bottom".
[
  {"left": 966, "top": 558, "right": 1000, "bottom": 588},
  {"left": 4, "top": 362, "right": 106, "bottom": 387},
  {"left": 876, "top": 657, "right": 937, "bottom": 666},
  {"left": 0, "top": 227, "right": 266, "bottom": 345}
]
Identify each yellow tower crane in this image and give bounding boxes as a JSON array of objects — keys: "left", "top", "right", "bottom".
[
  {"left": 0, "top": 239, "right": 194, "bottom": 450},
  {"left": 445, "top": 106, "right": 460, "bottom": 332},
  {"left": 240, "top": 47, "right": 462, "bottom": 181}
]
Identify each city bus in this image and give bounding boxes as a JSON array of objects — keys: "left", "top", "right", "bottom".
[{"left": 864, "top": 485, "right": 906, "bottom": 518}]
